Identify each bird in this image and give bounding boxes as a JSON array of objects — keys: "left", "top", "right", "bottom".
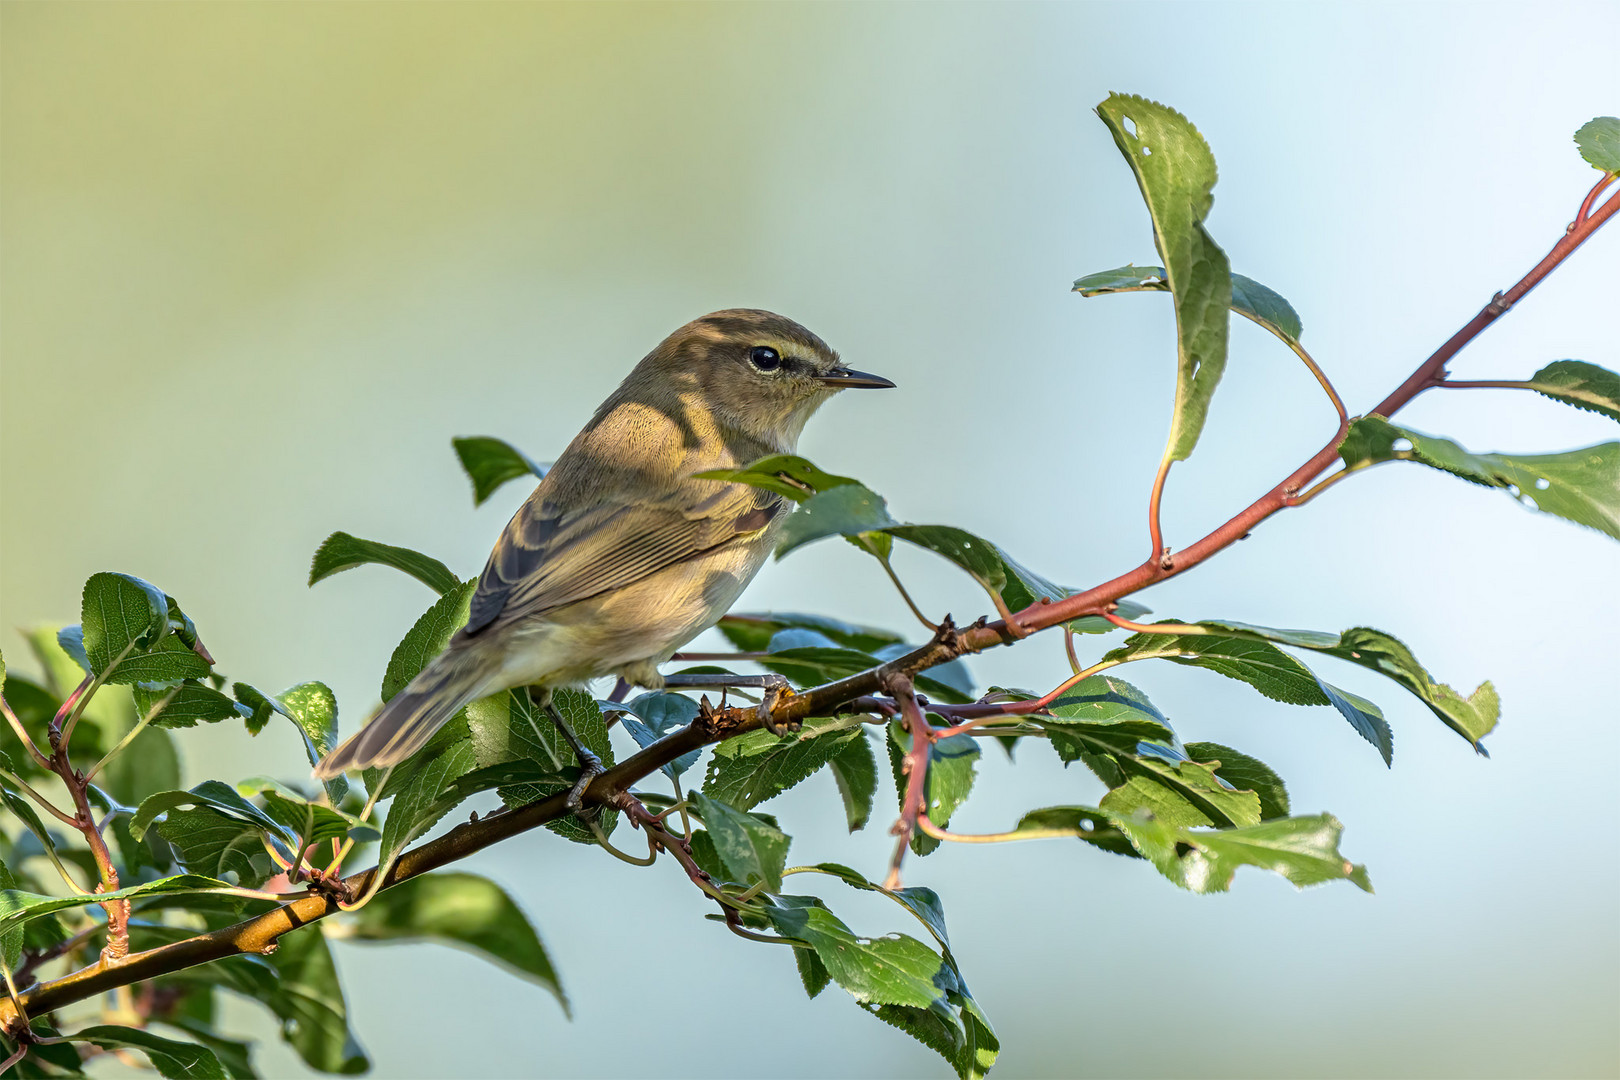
[{"left": 315, "top": 309, "right": 894, "bottom": 806}]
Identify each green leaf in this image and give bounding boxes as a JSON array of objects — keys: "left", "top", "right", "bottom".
[
  {"left": 610, "top": 692, "right": 700, "bottom": 779},
  {"left": 1095, "top": 93, "right": 1231, "bottom": 461},
  {"left": 0, "top": 857, "right": 25, "bottom": 969},
  {"left": 343, "top": 870, "right": 566, "bottom": 1012},
  {"left": 763, "top": 895, "right": 946, "bottom": 1009},
  {"left": 1101, "top": 757, "right": 1261, "bottom": 829},
  {"left": 255, "top": 785, "right": 353, "bottom": 850},
  {"left": 1102, "top": 624, "right": 1395, "bottom": 764},
  {"left": 1575, "top": 116, "right": 1620, "bottom": 174},
  {"left": 882, "top": 524, "right": 1069, "bottom": 617},
  {"left": 65, "top": 1025, "right": 227, "bottom": 1079},
  {"left": 685, "top": 790, "right": 790, "bottom": 891},
  {"left": 1034, "top": 676, "right": 1177, "bottom": 773},
  {"left": 1184, "top": 741, "right": 1290, "bottom": 820},
  {"left": 262, "top": 925, "right": 368, "bottom": 1074},
  {"left": 888, "top": 722, "right": 979, "bottom": 855},
  {"left": 1110, "top": 810, "right": 1372, "bottom": 894},
  {"left": 132, "top": 681, "right": 241, "bottom": 730},
  {"left": 1320, "top": 627, "right": 1498, "bottom": 753},
  {"left": 155, "top": 810, "right": 276, "bottom": 887},
  {"left": 776, "top": 484, "right": 899, "bottom": 557},
  {"left": 692, "top": 454, "right": 860, "bottom": 502},
  {"left": 794, "top": 944, "right": 831, "bottom": 999},
  {"left": 718, "top": 612, "right": 906, "bottom": 654},
  {"left": 703, "top": 717, "right": 866, "bottom": 811},
  {"left": 1007, "top": 805, "right": 1139, "bottom": 858},
  {"left": 451, "top": 435, "right": 549, "bottom": 506},
  {"left": 828, "top": 731, "right": 878, "bottom": 832},
  {"left": 1525, "top": 360, "right": 1620, "bottom": 423},
  {"left": 159, "top": 1019, "right": 259, "bottom": 1080},
  {"left": 1338, "top": 416, "right": 1620, "bottom": 540},
  {"left": 275, "top": 682, "right": 348, "bottom": 803},
  {"left": 1075, "top": 264, "right": 1302, "bottom": 344},
  {"left": 468, "top": 687, "right": 617, "bottom": 843},
  {"left": 0, "top": 875, "right": 232, "bottom": 940},
  {"left": 131, "top": 781, "right": 293, "bottom": 846},
  {"left": 80, "top": 574, "right": 211, "bottom": 686},
  {"left": 307, "top": 532, "right": 459, "bottom": 596},
  {"left": 376, "top": 737, "right": 479, "bottom": 872},
  {"left": 381, "top": 581, "right": 475, "bottom": 702}
]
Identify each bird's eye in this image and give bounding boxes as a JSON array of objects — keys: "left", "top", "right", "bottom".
[{"left": 750, "top": 346, "right": 782, "bottom": 372}]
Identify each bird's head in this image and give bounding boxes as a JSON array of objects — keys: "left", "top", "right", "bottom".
[{"left": 641, "top": 309, "right": 894, "bottom": 450}]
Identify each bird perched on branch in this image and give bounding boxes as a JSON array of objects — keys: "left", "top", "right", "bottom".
[{"left": 315, "top": 309, "right": 893, "bottom": 805}]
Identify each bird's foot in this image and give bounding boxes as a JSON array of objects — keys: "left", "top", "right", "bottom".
[
  {"left": 758, "top": 675, "right": 799, "bottom": 737},
  {"left": 566, "top": 749, "right": 606, "bottom": 815}
]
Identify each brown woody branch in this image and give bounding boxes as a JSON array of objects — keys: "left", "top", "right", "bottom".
[{"left": 3, "top": 178, "right": 1613, "bottom": 1037}]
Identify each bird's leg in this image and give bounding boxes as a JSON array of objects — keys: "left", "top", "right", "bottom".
[
  {"left": 537, "top": 688, "right": 605, "bottom": 812},
  {"left": 659, "top": 673, "right": 797, "bottom": 736}
]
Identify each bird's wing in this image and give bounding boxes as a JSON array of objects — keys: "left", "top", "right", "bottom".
[{"left": 462, "top": 483, "right": 784, "bottom": 636}]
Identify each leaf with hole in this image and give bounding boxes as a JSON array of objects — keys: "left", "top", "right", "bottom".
[
  {"left": 1094, "top": 93, "right": 1231, "bottom": 461},
  {"left": 452, "top": 435, "right": 549, "bottom": 506},
  {"left": 1109, "top": 810, "right": 1372, "bottom": 894},
  {"left": 1338, "top": 417, "right": 1619, "bottom": 541}
]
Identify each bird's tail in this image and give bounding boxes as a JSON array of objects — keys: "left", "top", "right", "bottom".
[{"left": 315, "top": 645, "right": 498, "bottom": 779}]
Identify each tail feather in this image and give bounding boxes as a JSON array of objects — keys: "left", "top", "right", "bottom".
[{"left": 315, "top": 648, "right": 496, "bottom": 779}]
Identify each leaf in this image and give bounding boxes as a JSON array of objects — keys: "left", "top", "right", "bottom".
[
  {"left": 610, "top": 692, "right": 701, "bottom": 779},
  {"left": 889, "top": 722, "right": 979, "bottom": 855},
  {"left": 703, "top": 717, "right": 865, "bottom": 811},
  {"left": 0, "top": 857, "right": 24, "bottom": 969},
  {"left": 1007, "top": 805, "right": 1138, "bottom": 858},
  {"left": 262, "top": 924, "right": 368, "bottom": 1074},
  {"left": 80, "top": 574, "right": 211, "bottom": 686},
  {"left": 376, "top": 737, "right": 479, "bottom": 873},
  {"left": 468, "top": 687, "right": 617, "bottom": 843},
  {"left": 64, "top": 1025, "right": 227, "bottom": 1079},
  {"left": 795, "top": 945, "right": 831, "bottom": 999},
  {"left": 0, "top": 875, "right": 232, "bottom": 940},
  {"left": 1110, "top": 810, "right": 1372, "bottom": 894},
  {"left": 159, "top": 1019, "right": 259, "bottom": 1080},
  {"left": 1075, "top": 264, "right": 1302, "bottom": 344},
  {"left": 307, "top": 532, "right": 459, "bottom": 596},
  {"left": 776, "top": 484, "right": 899, "bottom": 556},
  {"left": 882, "top": 525, "right": 1069, "bottom": 617},
  {"left": 795, "top": 862, "right": 953, "bottom": 950},
  {"left": 1338, "top": 416, "right": 1620, "bottom": 540},
  {"left": 763, "top": 895, "right": 946, "bottom": 1010},
  {"left": 275, "top": 682, "right": 348, "bottom": 803},
  {"left": 381, "top": 581, "right": 475, "bottom": 702},
  {"left": 692, "top": 454, "right": 861, "bottom": 501},
  {"left": 1184, "top": 741, "right": 1290, "bottom": 820},
  {"left": 718, "top": 612, "right": 906, "bottom": 654},
  {"left": 256, "top": 786, "right": 353, "bottom": 849},
  {"left": 828, "top": 731, "right": 878, "bottom": 832},
  {"left": 1320, "top": 628, "right": 1498, "bottom": 753},
  {"left": 685, "top": 790, "right": 790, "bottom": 891},
  {"left": 1103, "top": 624, "right": 1395, "bottom": 764},
  {"left": 1575, "top": 116, "right": 1620, "bottom": 174},
  {"left": 131, "top": 781, "right": 293, "bottom": 846},
  {"left": 1034, "top": 675, "right": 1177, "bottom": 773},
  {"left": 451, "top": 435, "right": 549, "bottom": 506},
  {"left": 1525, "top": 360, "right": 1620, "bottom": 423},
  {"left": 342, "top": 870, "right": 566, "bottom": 1013},
  {"left": 1095, "top": 93, "right": 1231, "bottom": 461},
  {"left": 156, "top": 810, "right": 276, "bottom": 887},
  {"left": 1101, "top": 757, "right": 1261, "bottom": 829},
  {"left": 132, "top": 681, "right": 241, "bottom": 730}
]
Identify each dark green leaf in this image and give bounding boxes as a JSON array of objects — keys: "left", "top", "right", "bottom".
[
  {"left": 795, "top": 944, "right": 831, "bottom": 999},
  {"left": 1320, "top": 627, "right": 1498, "bottom": 753},
  {"left": 1338, "top": 416, "right": 1619, "bottom": 540},
  {"left": 776, "top": 484, "right": 899, "bottom": 557},
  {"left": 763, "top": 895, "right": 946, "bottom": 1010},
  {"left": 1575, "top": 116, "right": 1620, "bottom": 173},
  {"left": 1095, "top": 93, "right": 1231, "bottom": 461},
  {"left": 828, "top": 731, "right": 878, "bottom": 832},
  {"left": 692, "top": 454, "right": 860, "bottom": 502},
  {"left": 611, "top": 692, "right": 700, "bottom": 779},
  {"left": 1101, "top": 757, "right": 1261, "bottom": 829},
  {"left": 0, "top": 875, "right": 232, "bottom": 940},
  {"left": 307, "top": 532, "right": 459, "bottom": 596},
  {"left": 451, "top": 435, "right": 548, "bottom": 506},
  {"left": 344, "top": 871, "right": 566, "bottom": 1014},
  {"left": 468, "top": 687, "right": 617, "bottom": 844},
  {"left": 703, "top": 717, "right": 865, "bottom": 811},
  {"left": 1035, "top": 675, "right": 1177, "bottom": 774},
  {"left": 883, "top": 525, "right": 1068, "bottom": 617},
  {"left": 1184, "top": 742, "right": 1290, "bottom": 820},
  {"left": 262, "top": 925, "right": 368, "bottom": 1074},
  {"left": 131, "top": 781, "right": 293, "bottom": 846},
  {"left": 1009, "top": 805, "right": 1138, "bottom": 858},
  {"left": 1110, "top": 810, "right": 1372, "bottom": 894},
  {"left": 81, "top": 574, "right": 210, "bottom": 686},
  {"left": 64, "top": 1025, "right": 226, "bottom": 1079},
  {"left": 376, "top": 738, "right": 479, "bottom": 872},
  {"left": 159, "top": 1020, "right": 258, "bottom": 1080},
  {"left": 889, "top": 722, "right": 979, "bottom": 855},
  {"left": 156, "top": 810, "right": 276, "bottom": 887},
  {"left": 132, "top": 682, "right": 241, "bottom": 730},
  {"left": 382, "top": 581, "right": 475, "bottom": 702},
  {"left": 1075, "top": 264, "right": 1302, "bottom": 344},
  {"left": 1525, "top": 360, "right": 1620, "bottom": 423},
  {"left": 718, "top": 612, "right": 905, "bottom": 654},
  {"left": 685, "top": 790, "right": 789, "bottom": 891}
]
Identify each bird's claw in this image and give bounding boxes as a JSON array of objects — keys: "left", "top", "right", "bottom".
[
  {"left": 757, "top": 676, "right": 799, "bottom": 737},
  {"left": 566, "top": 749, "right": 606, "bottom": 816}
]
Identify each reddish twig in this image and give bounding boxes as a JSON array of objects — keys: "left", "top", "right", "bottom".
[{"left": 884, "top": 677, "right": 932, "bottom": 890}]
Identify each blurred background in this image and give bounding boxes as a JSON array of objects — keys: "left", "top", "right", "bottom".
[{"left": 3, "top": 2, "right": 1617, "bottom": 1077}]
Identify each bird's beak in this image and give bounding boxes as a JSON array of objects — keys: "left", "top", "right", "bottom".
[{"left": 817, "top": 366, "right": 896, "bottom": 390}]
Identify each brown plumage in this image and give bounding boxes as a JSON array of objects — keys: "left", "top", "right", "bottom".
[{"left": 316, "top": 310, "right": 893, "bottom": 780}]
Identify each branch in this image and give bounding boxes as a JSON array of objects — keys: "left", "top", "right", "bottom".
[{"left": 2, "top": 175, "right": 1612, "bottom": 1031}]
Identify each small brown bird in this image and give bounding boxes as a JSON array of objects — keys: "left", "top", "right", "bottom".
[{"left": 316, "top": 310, "right": 893, "bottom": 801}]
